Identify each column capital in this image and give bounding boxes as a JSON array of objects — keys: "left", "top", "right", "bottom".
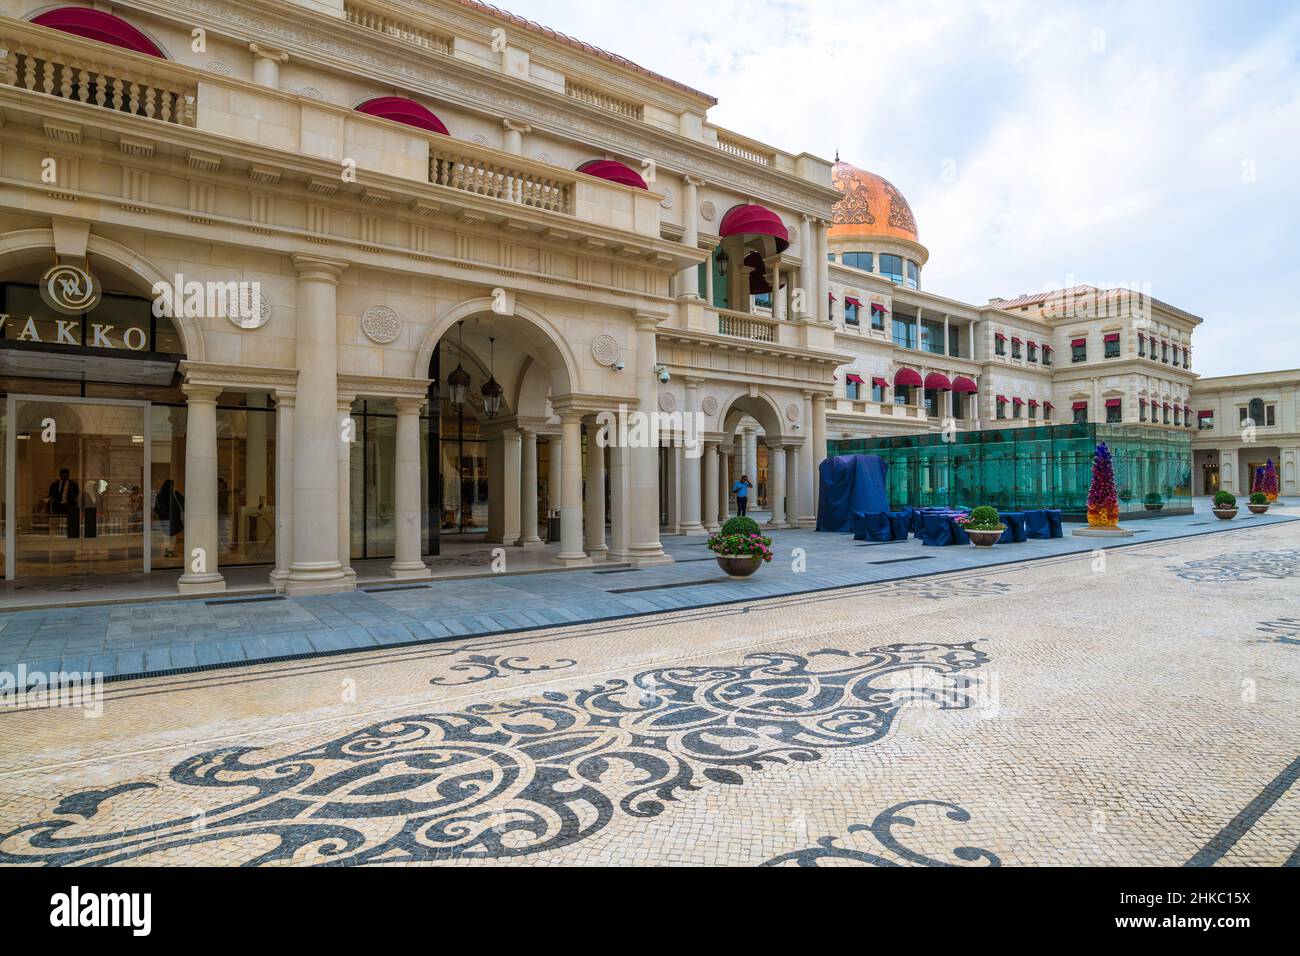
[
  {"left": 272, "top": 387, "right": 296, "bottom": 406},
  {"left": 502, "top": 118, "right": 532, "bottom": 134},
  {"left": 337, "top": 391, "right": 357, "bottom": 411},
  {"left": 180, "top": 381, "right": 222, "bottom": 403},
  {"left": 682, "top": 175, "right": 707, "bottom": 189},
  {"left": 394, "top": 396, "right": 427, "bottom": 415},
  {"left": 249, "top": 43, "right": 289, "bottom": 63},
  {"left": 291, "top": 253, "right": 348, "bottom": 282},
  {"left": 631, "top": 309, "right": 668, "bottom": 330}
]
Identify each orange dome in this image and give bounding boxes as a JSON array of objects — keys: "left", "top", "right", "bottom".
[{"left": 828, "top": 160, "right": 918, "bottom": 243}]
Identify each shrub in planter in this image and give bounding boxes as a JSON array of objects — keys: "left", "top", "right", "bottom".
[
  {"left": 1143, "top": 492, "right": 1164, "bottom": 512},
  {"left": 954, "top": 505, "right": 1005, "bottom": 547},
  {"left": 1249, "top": 492, "right": 1270, "bottom": 515},
  {"left": 720, "top": 515, "right": 761, "bottom": 538},
  {"left": 1213, "top": 490, "right": 1238, "bottom": 520},
  {"left": 708, "top": 528, "right": 773, "bottom": 577}
]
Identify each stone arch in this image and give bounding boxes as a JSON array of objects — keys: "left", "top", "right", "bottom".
[
  {"left": 0, "top": 228, "right": 206, "bottom": 361},
  {"left": 414, "top": 297, "right": 578, "bottom": 397},
  {"left": 717, "top": 387, "right": 788, "bottom": 443}
]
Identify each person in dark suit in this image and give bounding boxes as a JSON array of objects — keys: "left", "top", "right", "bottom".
[
  {"left": 48, "top": 468, "right": 81, "bottom": 539},
  {"left": 155, "top": 479, "right": 185, "bottom": 558}
]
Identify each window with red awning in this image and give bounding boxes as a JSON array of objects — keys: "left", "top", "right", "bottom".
[
  {"left": 893, "top": 368, "right": 923, "bottom": 388},
  {"left": 871, "top": 376, "right": 888, "bottom": 389},
  {"left": 1103, "top": 333, "right": 1120, "bottom": 343},
  {"left": 1072, "top": 401, "right": 1088, "bottom": 410},
  {"left": 845, "top": 373, "right": 864, "bottom": 384},
  {"left": 1105, "top": 398, "right": 1122, "bottom": 407}
]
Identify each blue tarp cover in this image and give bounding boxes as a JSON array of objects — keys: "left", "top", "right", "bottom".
[{"left": 816, "top": 455, "right": 890, "bottom": 532}]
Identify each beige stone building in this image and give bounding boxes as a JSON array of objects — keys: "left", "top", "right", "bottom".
[
  {"left": 0, "top": 0, "right": 846, "bottom": 598},
  {"left": 1189, "top": 370, "right": 1299, "bottom": 497}
]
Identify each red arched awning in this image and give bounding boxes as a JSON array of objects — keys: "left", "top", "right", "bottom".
[
  {"left": 923, "top": 372, "right": 952, "bottom": 390},
  {"left": 355, "top": 97, "right": 449, "bottom": 135},
  {"left": 951, "top": 375, "right": 978, "bottom": 394},
  {"left": 893, "top": 368, "right": 923, "bottom": 388},
  {"left": 719, "top": 204, "right": 789, "bottom": 252},
  {"left": 577, "top": 159, "right": 648, "bottom": 190},
  {"left": 32, "top": 8, "right": 166, "bottom": 58}
]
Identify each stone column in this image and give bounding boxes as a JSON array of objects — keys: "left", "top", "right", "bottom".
[
  {"left": 547, "top": 436, "right": 562, "bottom": 516},
  {"left": 502, "top": 118, "right": 530, "bottom": 155},
  {"left": 249, "top": 44, "right": 287, "bottom": 89},
  {"left": 703, "top": 441, "right": 720, "bottom": 532},
  {"left": 766, "top": 442, "right": 787, "bottom": 528},
  {"left": 286, "top": 254, "right": 349, "bottom": 596},
  {"left": 745, "top": 429, "right": 759, "bottom": 487},
  {"left": 555, "top": 411, "right": 591, "bottom": 565},
  {"left": 798, "top": 214, "right": 814, "bottom": 319},
  {"left": 584, "top": 419, "right": 608, "bottom": 559},
  {"left": 718, "top": 446, "right": 732, "bottom": 525},
  {"left": 677, "top": 176, "right": 704, "bottom": 298},
  {"left": 815, "top": 220, "right": 829, "bottom": 321},
  {"left": 785, "top": 444, "right": 801, "bottom": 529},
  {"left": 607, "top": 440, "right": 631, "bottom": 560},
  {"left": 485, "top": 427, "right": 521, "bottom": 545},
  {"left": 517, "top": 427, "right": 541, "bottom": 546},
  {"left": 811, "top": 392, "right": 828, "bottom": 509},
  {"left": 1219, "top": 447, "right": 1238, "bottom": 494},
  {"left": 177, "top": 382, "right": 225, "bottom": 593},
  {"left": 969, "top": 319, "right": 977, "bottom": 360},
  {"left": 337, "top": 394, "right": 355, "bottom": 585},
  {"left": 390, "top": 397, "right": 431, "bottom": 578},
  {"left": 628, "top": 313, "right": 671, "bottom": 565},
  {"left": 270, "top": 390, "right": 295, "bottom": 590},
  {"left": 801, "top": 392, "right": 817, "bottom": 521},
  {"left": 679, "top": 379, "right": 705, "bottom": 534}
]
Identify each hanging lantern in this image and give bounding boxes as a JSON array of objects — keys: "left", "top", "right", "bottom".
[
  {"left": 481, "top": 336, "right": 503, "bottom": 419},
  {"left": 446, "top": 321, "right": 471, "bottom": 409},
  {"left": 715, "top": 247, "right": 730, "bottom": 277}
]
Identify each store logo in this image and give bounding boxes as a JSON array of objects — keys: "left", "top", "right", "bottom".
[{"left": 39, "top": 263, "right": 101, "bottom": 315}]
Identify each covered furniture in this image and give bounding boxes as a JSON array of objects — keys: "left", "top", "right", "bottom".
[
  {"left": 816, "top": 455, "right": 891, "bottom": 532},
  {"left": 998, "top": 511, "right": 1028, "bottom": 544},
  {"left": 852, "top": 511, "right": 894, "bottom": 542}
]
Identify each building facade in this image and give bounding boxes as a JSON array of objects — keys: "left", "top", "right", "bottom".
[
  {"left": 1189, "top": 370, "right": 1300, "bottom": 498},
  {"left": 0, "top": 0, "right": 848, "bottom": 597}
]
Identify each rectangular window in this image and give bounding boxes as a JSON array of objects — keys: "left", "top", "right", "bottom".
[
  {"left": 1072, "top": 403, "right": 1088, "bottom": 424},
  {"left": 871, "top": 304, "right": 886, "bottom": 330},
  {"left": 1043, "top": 348, "right": 1053, "bottom": 366},
  {"left": 879, "top": 254, "right": 904, "bottom": 284},
  {"left": 1163, "top": 406, "right": 1171, "bottom": 424},
  {"left": 871, "top": 383, "right": 885, "bottom": 402},
  {"left": 1028, "top": 403, "right": 1037, "bottom": 420},
  {"left": 1140, "top": 402, "right": 1147, "bottom": 423},
  {"left": 995, "top": 336, "right": 1006, "bottom": 356},
  {"left": 1104, "top": 336, "right": 1120, "bottom": 359},
  {"left": 905, "top": 260, "right": 919, "bottom": 289},
  {"left": 1161, "top": 342, "right": 1169, "bottom": 363},
  {"left": 844, "top": 302, "right": 860, "bottom": 326},
  {"left": 1198, "top": 412, "right": 1214, "bottom": 430},
  {"left": 1071, "top": 341, "right": 1087, "bottom": 363},
  {"left": 892, "top": 317, "right": 916, "bottom": 350},
  {"left": 1138, "top": 335, "right": 1146, "bottom": 358},
  {"left": 996, "top": 401, "right": 1006, "bottom": 420},
  {"left": 1011, "top": 339, "right": 1022, "bottom": 359},
  {"left": 921, "top": 320, "right": 946, "bottom": 355},
  {"left": 846, "top": 379, "right": 859, "bottom": 400},
  {"left": 949, "top": 326, "right": 960, "bottom": 356},
  {"left": 1106, "top": 402, "right": 1122, "bottom": 423},
  {"left": 842, "top": 252, "right": 872, "bottom": 271},
  {"left": 1011, "top": 400, "right": 1022, "bottom": 419},
  {"left": 1027, "top": 343, "right": 1038, "bottom": 363},
  {"left": 1267, "top": 404, "right": 1277, "bottom": 426}
]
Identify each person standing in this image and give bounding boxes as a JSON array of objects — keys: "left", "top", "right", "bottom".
[
  {"left": 155, "top": 479, "right": 185, "bottom": 559},
  {"left": 47, "top": 468, "right": 81, "bottom": 539},
  {"left": 732, "top": 473, "right": 753, "bottom": 517}
]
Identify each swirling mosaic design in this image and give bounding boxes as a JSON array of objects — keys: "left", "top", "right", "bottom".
[
  {"left": 1255, "top": 618, "right": 1300, "bottom": 647},
  {"left": 763, "top": 799, "right": 1000, "bottom": 867},
  {"left": 0, "top": 643, "right": 988, "bottom": 867},
  {"left": 1169, "top": 549, "right": 1300, "bottom": 583}
]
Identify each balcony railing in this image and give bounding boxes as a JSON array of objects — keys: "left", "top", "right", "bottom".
[
  {"left": 0, "top": 28, "right": 195, "bottom": 126},
  {"left": 565, "top": 79, "right": 643, "bottom": 120},
  {"left": 713, "top": 131, "right": 776, "bottom": 167},
  {"left": 429, "top": 146, "right": 572, "bottom": 214},
  {"left": 717, "top": 310, "right": 777, "bottom": 343},
  {"left": 344, "top": 3, "right": 453, "bottom": 54}
]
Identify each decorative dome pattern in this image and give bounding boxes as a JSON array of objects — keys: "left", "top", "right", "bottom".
[{"left": 829, "top": 160, "right": 918, "bottom": 242}]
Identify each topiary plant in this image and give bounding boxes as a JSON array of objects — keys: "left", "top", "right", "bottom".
[
  {"left": 964, "top": 505, "right": 1003, "bottom": 530},
  {"left": 721, "top": 515, "right": 761, "bottom": 537},
  {"left": 1143, "top": 492, "right": 1163, "bottom": 504},
  {"left": 1214, "top": 490, "right": 1237, "bottom": 508},
  {"left": 1250, "top": 492, "right": 1268, "bottom": 505}
]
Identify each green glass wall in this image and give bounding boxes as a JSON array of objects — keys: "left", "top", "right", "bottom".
[{"left": 829, "top": 424, "right": 1193, "bottom": 519}]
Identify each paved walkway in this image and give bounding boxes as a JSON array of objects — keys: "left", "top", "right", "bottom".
[
  {"left": 1, "top": 511, "right": 1297, "bottom": 866},
  {"left": 1, "top": 501, "right": 1294, "bottom": 681}
]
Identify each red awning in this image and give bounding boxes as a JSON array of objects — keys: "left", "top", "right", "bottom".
[
  {"left": 33, "top": 8, "right": 166, "bottom": 57},
  {"left": 1027, "top": 340, "right": 1037, "bottom": 348},
  {"left": 1183, "top": 405, "right": 1192, "bottom": 414},
  {"left": 893, "top": 368, "right": 923, "bottom": 388},
  {"left": 845, "top": 373, "right": 864, "bottom": 384},
  {"left": 1105, "top": 398, "right": 1122, "bottom": 408},
  {"left": 1028, "top": 399, "right": 1040, "bottom": 407},
  {"left": 924, "top": 372, "right": 952, "bottom": 390},
  {"left": 1162, "top": 402, "right": 1171, "bottom": 409},
  {"left": 1198, "top": 410, "right": 1213, "bottom": 419},
  {"left": 871, "top": 302, "right": 888, "bottom": 314},
  {"left": 1138, "top": 333, "right": 1146, "bottom": 341},
  {"left": 996, "top": 395, "right": 1009, "bottom": 403},
  {"left": 1103, "top": 333, "right": 1120, "bottom": 343},
  {"left": 1139, "top": 398, "right": 1148, "bottom": 405},
  {"left": 871, "top": 376, "right": 888, "bottom": 389},
  {"left": 577, "top": 159, "right": 648, "bottom": 190},
  {"left": 719, "top": 204, "right": 790, "bottom": 252},
  {"left": 1011, "top": 336, "right": 1022, "bottom": 345},
  {"left": 994, "top": 332, "right": 1007, "bottom": 341},
  {"left": 1042, "top": 344, "right": 1053, "bottom": 352},
  {"left": 356, "top": 97, "right": 449, "bottom": 134},
  {"left": 828, "top": 293, "right": 837, "bottom": 302},
  {"left": 1071, "top": 401, "right": 1088, "bottom": 410},
  {"left": 1044, "top": 401, "right": 1055, "bottom": 409},
  {"left": 1070, "top": 338, "right": 1086, "bottom": 347},
  {"left": 950, "top": 375, "right": 978, "bottom": 393},
  {"left": 844, "top": 297, "right": 863, "bottom": 308},
  {"left": 1013, "top": 397, "right": 1025, "bottom": 406}
]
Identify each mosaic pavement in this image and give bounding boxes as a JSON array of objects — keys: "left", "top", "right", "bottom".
[
  {"left": 0, "top": 514, "right": 1297, "bottom": 866},
  {"left": 0, "top": 501, "right": 1295, "bottom": 681}
]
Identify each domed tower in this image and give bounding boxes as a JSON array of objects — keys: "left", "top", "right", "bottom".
[{"left": 828, "top": 158, "right": 929, "bottom": 289}]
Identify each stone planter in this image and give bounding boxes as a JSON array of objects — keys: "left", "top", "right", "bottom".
[
  {"left": 1212, "top": 507, "right": 1238, "bottom": 521},
  {"left": 966, "top": 528, "right": 1004, "bottom": 548},
  {"left": 1248, "top": 503, "right": 1269, "bottom": 515},
  {"left": 716, "top": 555, "right": 763, "bottom": 578},
  {"left": 1144, "top": 503, "right": 1164, "bottom": 512}
]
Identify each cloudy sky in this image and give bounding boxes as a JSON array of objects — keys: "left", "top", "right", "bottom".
[{"left": 521, "top": 0, "right": 1299, "bottom": 377}]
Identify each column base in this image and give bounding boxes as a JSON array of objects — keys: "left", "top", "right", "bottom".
[
  {"left": 764, "top": 520, "right": 788, "bottom": 530},
  {"left": 284, "top": 563, "right": 353, "bottom": 597},
  {"left": 388, "top": 562, "right": 432, "bottom": 580},
  {"left": 268, "top": 568, "right": 291, "bottom": 592},
  {"left": 553, "top": 552, "right": 594, "bottom": 567},
  {"left": 704, "top": 522, "right": 720, "bottom": 533},
  {"left": 796, "top": 516, "right": 816, "bottom": 529},
  {"left": 176, "top": 573, "right": 225, "bottom": 595},
  {"left": 585, "top": 544, "right": 609, "bottom": 561},
  {"left": 513, "top": 535, "right": 544, "bottom": 548},
  {"left": 627, "top": 547, "right": 674, "bottom": 568},
  {"left": 678, "top": 522, "right": 708, "bottom": 536}
]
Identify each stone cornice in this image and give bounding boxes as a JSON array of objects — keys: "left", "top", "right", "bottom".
[
  {"left": 338, "top": 372, "right": 432, "bottom": 399},
  {"left": 180, "top": 361, "right": 297, "bottom": 390}
]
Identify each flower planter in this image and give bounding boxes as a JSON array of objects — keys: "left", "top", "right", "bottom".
[
  {"left": 1212, "top": 507, "right": 1238, "bottom": 521},
  {"left": 965, "top": 528, "right": 1004, "bottom": 548},
  {"left": 1248, "top": 503, "right": 1269, "bottom": 515},
  {"left": 1144, "top": 503, "right": 1164, "bottom": 512},
  {"left": 716, "top": 555, "right": 763, "bottom": 578}
]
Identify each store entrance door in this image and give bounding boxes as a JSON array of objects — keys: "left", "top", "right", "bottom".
[
  {"left": 5, "top": 396, "right": 148, "bottom": 579},
  {"left": 1202, "top": 463, "right": 1220, "bottom": 496}
]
